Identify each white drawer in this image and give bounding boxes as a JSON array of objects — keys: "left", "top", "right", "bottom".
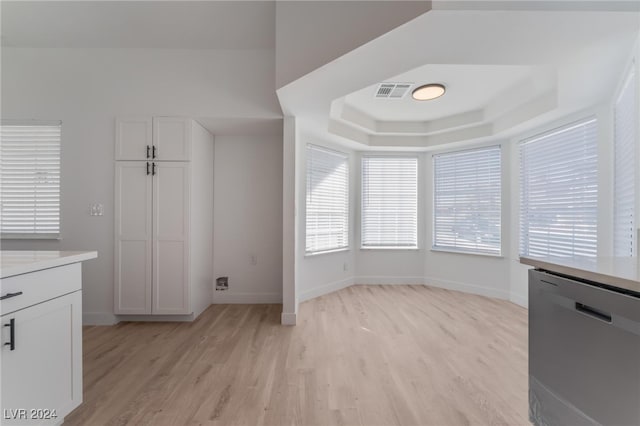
[{"left": 0, "top": 263, "right": 81, "bottom": 316}]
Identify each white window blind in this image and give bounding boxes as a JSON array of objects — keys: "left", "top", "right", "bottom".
[
  {"left": 305, "top": 144, "right": 349, "bottom": 254},
  {"left": 0, "top": 123, "right": 61, "bottom": 238},
  {"left": 433, "top": 146, "right": 501, "bottom": 255},
  {"left": 520, "top": 118, "right": 598, "bottom": 258},
  {"left": 361, "top": 156, "right": 418, "bottom": 248},
  {"left": 614, "top": 65, "right": 637, "bottom": 257}
]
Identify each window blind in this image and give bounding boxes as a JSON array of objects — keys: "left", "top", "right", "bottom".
[
  {"left": 433, "top": 146, "right": 501, "bottom": 255},
  {"left": 520, "top": 118, "right": 598, "bottom": 258},
  {"left": 614, "top": 65, "right": 637, "bottom": 257},
  {"left": 361, "top": 156, "right": 418, "bottom": 248},
  {"left": 0, "top": 123, "right": 61, "bottom": 238},
  {"left": 305, "top": 144, "right": 349, "bottom": 254}
]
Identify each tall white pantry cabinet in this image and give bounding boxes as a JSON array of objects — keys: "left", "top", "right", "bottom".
[{"left": 114, "top": 117, "right": 213, "bottom": 318}]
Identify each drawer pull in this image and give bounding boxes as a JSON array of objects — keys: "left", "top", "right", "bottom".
[
  {"left": 0, "top": 291, "right": 23, "bottom": 301},
  {"left": 575, "top": 302, "right": 612, "bottom": 323},
  {"left": 4, "top": 318, "right": 15, "bottom": 351}
]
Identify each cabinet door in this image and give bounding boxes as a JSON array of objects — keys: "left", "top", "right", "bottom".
[
  {"left": 1, "top": 291, "right": 82, "bottom": 425},
  {"left": 115, "top": 117, "right": 152, "bottom": 161},
  {"left": 153, "top": 117, "right": 191, "bottom": 161},
  {"left": 114, "top": 162, "right": 153, "bottom": 314},
  {"left": 152, "top": 162, "right": 191, "bottom": 314}
]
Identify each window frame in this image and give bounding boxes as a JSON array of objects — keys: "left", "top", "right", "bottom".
[
  {"left": 360, "top": 154, "right": 419, "bottom": 250},
  {"left": 518, "top": 116, "right": 599, "bottom": 258},
  {"left": 304, "top": 143, "right": 350, "bottom": 256},
  {"left": 432, "top": 145, "right": 502, "bottom": 257},
  {"left": 613, "top": 61, "right": 638, "bottom": 257},
  {"left": 0, "top": 120, "right": 62, "bottom": 240}
]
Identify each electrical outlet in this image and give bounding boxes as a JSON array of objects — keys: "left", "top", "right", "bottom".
[
  {"left": 250, "top": 254, "right": 258, "bottom": 266},
  {"left": 89, "top": 203, "right": 104, "bottom": 216},
  {"left": 343, "top": 262, "right": 348, "bottom": 272}
]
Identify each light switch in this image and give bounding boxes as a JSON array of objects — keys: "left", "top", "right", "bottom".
[{"left": 89, "top": 203, "right": 104, "bottom": 216}]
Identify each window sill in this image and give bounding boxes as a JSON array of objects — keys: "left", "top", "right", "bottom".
[
  {"left": 430, "top": 247, "right": 503, "bottom": 258},
  {"left": 360, "top": 247, "right": 419, "bottom": 251},
  {"left": 305, "top": 247, "right": 350, "bottom": 258},
  {"left": 1, "top": 234, "right": 61, "bottom": 241}
]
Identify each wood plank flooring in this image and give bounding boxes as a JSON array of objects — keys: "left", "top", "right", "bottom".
[{"left": 65, "top": 285, "right": 529, "bottom": 426}]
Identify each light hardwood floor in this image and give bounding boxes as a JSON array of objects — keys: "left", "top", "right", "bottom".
[{"left": 66, "top": 285, "right": 529, "bottom": 426}]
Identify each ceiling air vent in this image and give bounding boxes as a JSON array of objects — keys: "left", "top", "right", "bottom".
[{"left": 375, "top": 83, "right": 412, "bottom": 99}]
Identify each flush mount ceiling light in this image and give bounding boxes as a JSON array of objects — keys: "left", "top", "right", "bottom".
[{"left": 412, "top": 83, "right": 446, "bottom": 101}]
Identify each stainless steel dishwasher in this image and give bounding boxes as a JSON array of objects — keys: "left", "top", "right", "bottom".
[{"left": 529, "top": 269, "right": 640, "bottom": 426}]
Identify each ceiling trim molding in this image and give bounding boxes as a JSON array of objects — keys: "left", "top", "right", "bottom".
[{"left": 432, "top": 1, "right": 640, "bottom": 12}]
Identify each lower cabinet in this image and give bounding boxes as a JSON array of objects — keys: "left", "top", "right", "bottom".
[
  {"left": 114, "top": 161, "right": 190, "bottom": 315},
  {"left": 1, "top": 291, "right": 82, "bottom": 425}
]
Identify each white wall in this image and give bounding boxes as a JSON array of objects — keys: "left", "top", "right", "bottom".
[
  {"left": 1, "top": 47, "right": 282, "bottom": 323},
  {"left": 274, "top": 1, "right": 430, "bottom": 89},
  {"left": 286, "top": 35, "right": 639, "bottom": 315},
  {"left": 295, "top": 134, "right": 357, "bottom": 303},
  {"left": 424, "top": 142, "right": 513, "bottom": 301},
  {"left": 293, "top": 105, "right": 619, "bottom": 310},
  {"left": 355, "top": 153, "right": 426, "bottom": 285},
  {"left": 507, "top": 106, "right": 616, "bottom": 307},
  {"left": 281, "top": 117, "right": 297, "bottom": 324},
  {"left": 212, "top": 134, "right": 283, "bottom": 304}
]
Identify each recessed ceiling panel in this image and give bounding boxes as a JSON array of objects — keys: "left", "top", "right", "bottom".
[{"left": 344, "top": 64, "right": 534, "bottom": 122}]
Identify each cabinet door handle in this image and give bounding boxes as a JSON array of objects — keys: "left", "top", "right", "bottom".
[
  {"left": 146, "top": 162, "right": 150, "bottom": 176},
  {"left": 152, "top": 146, "right": 157, "bottom": 159},
  {"left": 146, "top": 145, "right": 151, "bottom": 159},
  {"left": 152, "top": 162, "right": 156, "bottom": 176},
  {"left": 0, "top": 291, "right": 23, "bottom": 301},
  {"left": 4, "top": 318, "right": 15, "bottom": 351}
]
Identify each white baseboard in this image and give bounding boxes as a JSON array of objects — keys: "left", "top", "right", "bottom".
[
  {"left": 299, "top": 277, "right": 354, "bottom": 302},
  {"left": 117, "top": 313, "right": 197, "bottom": 322},
  {"left": 297, "top": 275, "right": 511, "bottom": 305},
  {"left": 192, "top": 301, "right": 211, "bottom": 319},
  {"left": 510, "top": 292, "right": 528, "bottom": 308},
  {"left": 83, "top": 312, "right": 119, "bottom": 326},
  {"left": 281, "top": 312, "right": 297, "bottom": 325},
  {"left": 424, "top": 276, "right": 510, "bottom": 300},
  {"left": 355, "top": 276, "right": 426, "bottom": 285},
  {"left": 212, "top": 292, "right": 282, "bottom": 304}
]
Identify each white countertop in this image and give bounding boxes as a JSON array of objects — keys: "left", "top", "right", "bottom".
[
  {"left": 0, "top": 250, "right": 98, "bottom": 279},
  {"left": 520, "top": 255, "right": 640, "bottom": 294}
]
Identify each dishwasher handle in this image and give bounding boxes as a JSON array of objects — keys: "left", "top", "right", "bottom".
[{"left": 575, "top": 302, "right": 612, "bottom": 323}]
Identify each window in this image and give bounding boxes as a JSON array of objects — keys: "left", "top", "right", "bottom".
[
  {"left": 361, "top": 156, "right": 418, "bottom": 248},
  {"left": 0, "top": 122, "right": 61, "bottom": 238},
  {"left": 614, "top": 65, "right": 637, "bottom": 257},
  {"left": 433, "top": 146, "right": 501, "bottom": 255},
  {"left": 520, "top": 118, "right": 598, "bottom": 257},
  {"left": 305, "top": 144, "right": 349, "bottom": 254}
]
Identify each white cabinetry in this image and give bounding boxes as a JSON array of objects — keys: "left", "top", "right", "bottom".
[
  {"left": 115, "top": 117, "right": 153, "bottom": 161},
  {"left": 114, "top": 161, "right": 152, "bottom": 314},
  {"left": 114, "top": 117, "right": 213, "bottom": 318},
  {"left": 152, "top": 162, "right": 190, "bottom": 314},
  {"left": 115, "top": 117, "right": 191, "bottom": 161},
  {"left": 153, "top": 117, "right": 191, "bottom": 161},
  {"left": 1, "top": 263, "right": 84, "bottom": 425}
]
